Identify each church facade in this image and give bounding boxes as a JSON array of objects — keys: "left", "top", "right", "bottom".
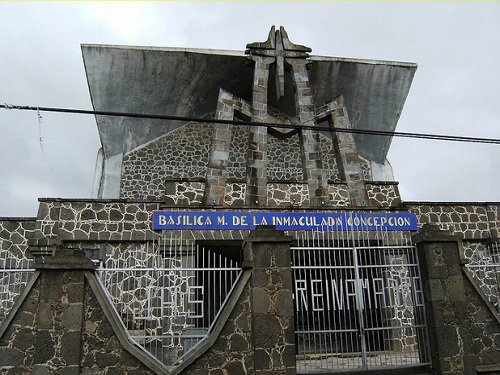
[{"left": 0, "top": 27, "right": 498, "bottom": 375}]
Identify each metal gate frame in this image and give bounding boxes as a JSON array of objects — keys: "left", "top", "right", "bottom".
[
  {"left": 291, "top": 227, "right": 431, "bottom": 373},
  {"left": 96, "top": 235, "right": 243, "bottom": 369}
]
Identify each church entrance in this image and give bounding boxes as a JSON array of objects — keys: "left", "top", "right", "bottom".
[{"left": 291, "top": 227, "right": 431, "bottom": 373}]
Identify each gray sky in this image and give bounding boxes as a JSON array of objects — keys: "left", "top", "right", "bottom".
[{"left": 0, "top": 2, "right": 499, "bottom": 217}]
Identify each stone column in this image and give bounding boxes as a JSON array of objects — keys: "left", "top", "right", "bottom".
[
  {"left": 242, "top": 226, "right": 296, "bottom": 374},
  {"left": 246, "top": 56, "right": 273, "bottom": 207},
  {"left": 413, "top": 225, "right": 474, "bottom": 375},
  {"left": 204, "top": 90, "right": 238, "bottom": 206},
  {"left": 31, "top": 248, "right": 96, "bottom": 375},
  {"left": 329, "top": 95, "right": 369, "bottom": 207},
  {"left": 288, "top": 59, "right": 329, "bottom": 207}
]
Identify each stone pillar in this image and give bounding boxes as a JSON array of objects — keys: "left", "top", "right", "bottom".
[
  {"left": 329, "top": 95, "right": 369, "bottom": 207},
  {"left": 204, "top": 90, "right": 238, "bottom": 206},
  {"left": 31, "top": 248, "right": 96, "bottom": 375},
  {"left": 288, "top": 59, "right": 329, "bottom": 207},
  {"left": 246, "top": 56, "right": 273, "bottom": 207},
  {"left": 242, "top": 226, "right": 296, "bottom": 374},
  {"left": 413, "top": 225, "right": 474, "bottom": 375}
]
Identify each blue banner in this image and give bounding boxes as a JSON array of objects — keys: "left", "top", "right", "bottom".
[{"left": 152, "top": 211, "right": 418, "bottom": 231}]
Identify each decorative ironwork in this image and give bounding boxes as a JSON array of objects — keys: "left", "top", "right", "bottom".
[
  {"left": 0, "top": 248, "right": 34, "bottom": 327},
  {"left": 466, "top": 241, "right": 500, "bottom": 314},
  {"left": 96, "top": 235, "right": 242, "bottom": 368},
  {"left": 290, "top": 223, "right": 431, "bottom": 373}
]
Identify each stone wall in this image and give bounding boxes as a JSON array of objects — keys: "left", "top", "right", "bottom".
[
  {"left": 0, "top": 220, "right": 297, "bottom": 375},
  {"left": 0, "top": 268, "right": 154, "bottom": 374},
  {"left": 267, "top": 133, "right": 303, "bottom": 181},
  {"left": 0, "top": 218, "right": 35, "bottom": 325},
  {"left": 414, "top": 226, "right": 500, "bottom": 375},
  {"left": 33, "top": 200, "right": 161, "bottom": 242},
  {"left": 408, "top": 203, "right": 499, "bottom": 240},
  {"left": 120, "top": 122, "right": 213, "bottom": 200},
  {"left": 367, "top": 182, "right": 401, "bottom": 207}
]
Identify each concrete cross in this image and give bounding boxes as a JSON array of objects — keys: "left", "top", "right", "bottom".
[{"left": 246, "top": 26, "right": 311, "bottom": 100}]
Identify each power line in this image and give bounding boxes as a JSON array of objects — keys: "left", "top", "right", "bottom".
[{"left": 1, "top": 103, "right": 499, "bottom": 145}]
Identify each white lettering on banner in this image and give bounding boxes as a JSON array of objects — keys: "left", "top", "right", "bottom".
[
  {"left": 153, "top": 211, "right": 418, "bottom": 231},
  {"left": 295, "top": 277, "right": 424, "bottom": 311}
]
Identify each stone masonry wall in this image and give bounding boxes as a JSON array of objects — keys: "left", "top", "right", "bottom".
[
  {"left": 414, "top": 227, "right": 500, "bottom": 375},
  {"left": 267, "top": 133, "right": 303, "bottom": 181},
  {"left": 367, "top": 182, "right": 401, "bottom": 208},
  {"left": 182, "top": 278, "right": 253, "bottom": 375},
  {"left": 408, "top": 203, "right": 499, "bottom": 240},
  {"left": 0, "top": 218, "right": 36, "bottom": 325},
  {"left": 33, "top": 200, "right": 161, "bottom": 242},
  {"left": 120, "top": 122, "right": 213, "bottom": 200},
  {"left": 0, "top": 269, "right": 154, "bottom": 374}
]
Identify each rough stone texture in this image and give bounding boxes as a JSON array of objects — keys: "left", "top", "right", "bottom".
[
  {"left": 414, "top": 227, "right": 500, "bottom": 375},
  {"left": 245, "top": 55, "right": 273, "bottom": 207},
  {"left": 34, "top": 200, "right": 161, "bottom": 242},
  {"left": 0, "top": 218, "right": 35, "bottom": 326},
  {"left": 267, "top": 183, "right": 309, "bottom": 207},
  {"left": 164, "top": 182, "right": 204, "bottom": 206},
  {"left": 409, "top": 203, "right": 498, "bottom": 240},
  {"left": 227, "top": 125, "right": 250, "bottom": 181},
  {"left": 267, "top": 132, "right": 303, "bottom": 181},
  {"left": 244, "top": 227, "right": 296, "bottom": 374},
  {"left": 463, "top": 241, "right": 499, "bottom": 314},
  {"left": 367, "top": 182, "right": 401, "bottom": 207},
  {"left": 319, "top": 134, "right": 341, "bottom": 183},
  {"left": 0, "top": 265, "right": 154, "bottom": 374},
  {"left": 182, "top": 279, "right": 253, "bottom": 375},
  {"left": 329, "top": 96, "right": 369, "bottom": 207},
  {"left": 81, "top": 277, "right": 153, "bottom": 374},
  {"left": 359, "top": 156, "right": 372, "bottom": 181},
  {"left": 289, "top": 59, "right": 329, "bottom": 207},
  {"left": 204, "top": 90, "right": 252, "bottom": 205},
  {"left": 120, "top": 121, "right": 213, "bottom": 200},
  {"left": 224, "top": 183, "right": 246, "bottom": 207},
  {"left": 327, "top": 184, "right": 351, "bottom": 207}
]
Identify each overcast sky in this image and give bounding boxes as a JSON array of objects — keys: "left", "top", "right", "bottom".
[{"left": 0, "top": 2, "right": 499, "bottom": 217}]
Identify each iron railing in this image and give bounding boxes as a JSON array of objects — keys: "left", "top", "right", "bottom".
[
  {"left": 96, "top": 235, "right": 242, "bottom": 368},
  {"left": 290, "top": 226, "right": 430, "bottom": 373},
  {"left": 0, "top": 248, "right": 34, "bottom": 327},
  {"left": 465, "top": 241, "right": 500, "bottom": 314}
]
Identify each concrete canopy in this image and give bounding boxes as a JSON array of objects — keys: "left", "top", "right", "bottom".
[{"left": 82, "top": 44, "right": 416, "bottom": 164}]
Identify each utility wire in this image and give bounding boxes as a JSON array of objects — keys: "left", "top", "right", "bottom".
[{"left": 1, "top": 103, "right": 499, "bottom": 145}]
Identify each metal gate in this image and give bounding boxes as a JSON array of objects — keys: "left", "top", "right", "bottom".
[
  {"left": 96, "top": 235, "right": 242, "bottom": 369},
  {"left": 291, "top": 227, "right": 431, "bottom": 373}
]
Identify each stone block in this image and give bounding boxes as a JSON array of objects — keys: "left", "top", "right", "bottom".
[
  {"left": 274, "top": 289, "right": 294, "bottom": 318},
  {"left": 34, "top": 330, "right": 55, "bottom": 364},
  {"left": 427, "top": 279, "right": 445, "bottom": 302},
  {"left": 0, "top": 347, "right": 25, "bottom": 366},
  {"left": 252, "top": 287, "right": 271, "bottom": 314},
  {"left": 61, "top": 304, "right": 83, "bottom": 330},
  {"left": 61, "top": 331, "right": 81, "bottom": 365},
  {"left": 446, "top": 275, "right": 466, "bottom": 302},
  {"left": 254, "top": 314, "right": 282, "bottom": 347}
]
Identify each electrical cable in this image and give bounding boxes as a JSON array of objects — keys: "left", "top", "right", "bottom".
[{"left": 1, "top": 103, "right": 499, "bottom": 145}]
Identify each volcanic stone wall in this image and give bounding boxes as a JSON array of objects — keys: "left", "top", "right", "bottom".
[
  {"left": 117, "top": 118, "right": 386, "bottom": 208},
  {"left": 414, "top": 227, "right": 500, "bottom": 375},
  {"left": 120, "top": 122, "right": 213, "bottom": 200},
  {"left": 408, "top": 203, "right": 499, "bottom": 239},
  {"left": 0, "top": 218, "right": 35, "bottom": 325},
  {"left": 0, "top": 269, "right": 153, "bottom": 374}
]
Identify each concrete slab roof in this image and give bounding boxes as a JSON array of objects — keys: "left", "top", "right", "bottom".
[{"left": 82, "top": 44, "right": 416, "bottom": 164}]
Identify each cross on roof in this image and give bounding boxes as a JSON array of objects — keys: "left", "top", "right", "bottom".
[{"left": 246, "top": 26, "right": 311, "bottom": 100}]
